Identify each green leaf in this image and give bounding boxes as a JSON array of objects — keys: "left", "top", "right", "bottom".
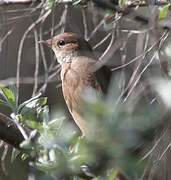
[
  {"left": 9, "top": 84, "right": 18, "bottom": 107},
  {"left": 0, "top": 86, "right": 15, "bottom": 102},
  {"left": 18, "top": 93, "right": 42, "bottom": 112},
  {"left": 32, "top": 161, "right": 59, "bottom": 172},
  {"left": 22, "top": 112, "right": 43, "bottom": 131},
  {"left": 108, "top": 169, "right": 119, "bottom": 180},
  {"left": 25, "top": 119, "right": 43, "bottom": 131},
  {"left": 22, "top": 112, "right": 36, "bottom": 122},
  {"left": 0, "top": 86, "right": 16, "bottom": 111},
  {"left": 11, "top": 148, "right": 21, "bottom": 163},
  {"left": 20, "top": 97, "right": 47, "bottom": 115},
  {"left": 159, "top": 4, "right": 170, "bottom": 20},
  {"left": 21, "top": 153, "right": 29, "bottom": 161},
  {"left": 48, "top": 117, "right": 65, "bottom": 133},
  {"left": 39, "top": 105, "right": 49, "bottom": 124},
  {"left": 20, "top": 139, "right": 32, "bottom": 149},
  {"left": 119, "top": 0, "right": 127, "bottom": 8}
]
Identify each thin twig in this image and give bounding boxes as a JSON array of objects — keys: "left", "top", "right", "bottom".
[
  {"left": 1, "top": 3, "right": 44, "bottom": 27},
  {"left": 91, "top": 37, "right": 127, "bottom": 73},
  {"left": 50, "top": 0, "right": 55, "bottom": 38},
  {"left": 122, "top": 29, "right": 151, "bottom": 34},
  {"left": 123, "top": 52, "right": 156, "bottom": 102},
  {"left": 5, "top": 12, "right": 41, "bottom": 22},
  {"left": 92, "top": 32, "right": 111, "bottom": 50},
  {"left": 157, "top": 143, "right": 171, "bottom": 162},
  {"left": 16, "top": 9, "right": 51, "bottom": 90},
  {"left": 157, "top": 31, "right": 169, "bottom": 77},
  {"left": 60, "top": 4, "right": 68, "bottom": 33},
  {"left": 126, "top": 0, "right": 168, "bottom": 7},
  {"left": 111, "top": 31, "right": 167, "bottom": 71},
  {"left": 140, "top": 131, "right": 166, "bottom": 162},
  {"left": 82, "top": 8, "right": 88, "bottom": 41},
  {"left": 124, "top": 30, "right": 169, "bottom": 101},
  {"left": 0, "top": 75, "right": 59, "bottom": 87},
  {"left": 32, "top": 28, "right": 40, "bottom": 97},
  {"left": 87, "top": 17, "right": 106, "bottom": 41},
  {"left": 99, "top": 24, "right": 116, "bottom": 61},
  {"left": 41, "top": 4, "right": 69, "bottom": 36},
  {"left": 124, "top": 32, "right": 148, "bottom": 100},
  {"left": 39, "top": 27, "right": 48, "bottom": 94},
  {"left": 3, "top": 6, "right": 42, "bottom": 13},
  {"left": 0, "top": 29, "right": 12, "bottom": 52},
  {"left": 115, "top": 31, "right": 168, "bottom": 105},
  {"left": 0, "top": 0, "right": 37, "bottom": 5}
]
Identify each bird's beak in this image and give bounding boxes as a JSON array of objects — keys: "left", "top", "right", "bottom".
[{"left": 38, "top": 39, "right": 52, "bottom": 47}]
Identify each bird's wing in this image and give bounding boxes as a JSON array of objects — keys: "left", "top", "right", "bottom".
[{"left": 95, "top": 65, "right": 112, "bottom": 94}]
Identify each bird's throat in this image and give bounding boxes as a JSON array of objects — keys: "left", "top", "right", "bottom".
[{"left": 55, "top": 50, "right": 78, "bottom": 65}]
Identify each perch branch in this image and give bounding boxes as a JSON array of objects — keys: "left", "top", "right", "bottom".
[{"left": 0, "top": 113, "right": 30, "bottom": 148}]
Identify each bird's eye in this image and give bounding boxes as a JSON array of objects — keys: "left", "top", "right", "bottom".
[{"left": 57, "top": 40, "right": 66, "bottom": 47}]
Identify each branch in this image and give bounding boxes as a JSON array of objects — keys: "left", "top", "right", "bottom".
[
  {"left": 0, "top": 0, "right": 37, "bottom": 4},
  {"left": 0, "top": 113, "right": 30, "bottom": 149}
]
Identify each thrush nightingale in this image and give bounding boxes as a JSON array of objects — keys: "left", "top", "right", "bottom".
[{"left": 40, "top": 32, "right": 110, "bottom": 137}]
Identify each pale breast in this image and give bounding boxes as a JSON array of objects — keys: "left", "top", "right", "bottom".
[{"left": 61, "top": 57, "right": 102, "bottom": 113}]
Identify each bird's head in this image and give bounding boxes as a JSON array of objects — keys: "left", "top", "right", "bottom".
[{"left": 39, "top": 32, "right": 92, "bottom": 65}]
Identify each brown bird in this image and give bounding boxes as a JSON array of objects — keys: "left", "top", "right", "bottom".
[{"left": 40, "top": 32, "right": 110, "bottom": 137}]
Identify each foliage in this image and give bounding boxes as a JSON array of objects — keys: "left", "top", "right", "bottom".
[
  {"left": 159, "top": 3, "right": 171, "bottom": 20},
  {"left": 0, "top": 78, "right": 167, "bottom": 179}
]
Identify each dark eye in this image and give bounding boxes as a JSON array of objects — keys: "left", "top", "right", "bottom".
[{"left": 57, "top": 40, "right": 66, "bottom": 47}]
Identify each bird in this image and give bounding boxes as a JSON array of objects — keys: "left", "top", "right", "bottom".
[{"left": 39, "top": 32, "right": 111, "bottom": 137}]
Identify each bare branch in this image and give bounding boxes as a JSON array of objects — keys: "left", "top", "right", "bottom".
[
  {"left": 16, "top": 9, "right": 51, "bottom": 90},
  {"left": 60, "top": 4, "right": 68, "bottom": 33},
  {"left": 93, "top": 32, "right": 111, "bottom": 50},
  {"left": 82, "top": 8, "right": 88, "bottom": 41},
  {"left": 0, "top": 75, "right": 59, "bottom": 87},
  {"left": 123, "top": 32, "right": 168, "bottom": 102},
  {"left": 0, "top": 29, "right": 13, "bottom": 52},
  {"left": 0, "top": 113, "right": 30, "bottom": 149},
  {"left": 87, "top": 17, "right": 105, "bottom": 41},
  {"left": 32, "top": 28, "right": 40, "bottom": 97},
  {"left": 0, "top": 0, "right": 37, "bottom": 5},
  {"left": 91, "top": 37, "right": 127, "bottom": 72}
]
